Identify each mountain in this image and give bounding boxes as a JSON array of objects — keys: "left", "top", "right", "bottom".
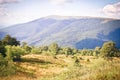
[{"left": 0, "top": 15, "right": 120, "bottom": 49}]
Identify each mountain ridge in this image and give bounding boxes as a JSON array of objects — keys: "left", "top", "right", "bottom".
[{"left": 0, "top": 15, "right": 120, "bottom": 49}]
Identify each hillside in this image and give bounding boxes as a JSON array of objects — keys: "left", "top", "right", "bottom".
[{"left": 0, "top": 15, "right": 120, "bottom": 49}]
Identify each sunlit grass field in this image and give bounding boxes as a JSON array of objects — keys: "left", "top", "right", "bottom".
[{"left": 0, "top": 54, "right": 120, "bottom": 80}]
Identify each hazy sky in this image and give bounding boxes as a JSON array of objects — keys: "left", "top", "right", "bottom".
[{"left": 0, "top": 0, "right": 120, "bottom": 27}]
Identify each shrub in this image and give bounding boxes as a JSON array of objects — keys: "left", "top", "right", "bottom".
[
  {"left": 5, "top": 45, "right": 26, "bottom": 61},
  {"left": 48, "top": 43, "right": 59, "bottom": 55},
  {"left": 100, "top": 41, "right": 119, "bottom": 57},
  {"left": 0, "top": 54, "right": 16, "bottom": 76},
  {"left": 31, "top": 47, "right": 42, "bottom": 54},
  {"left": 63, "top": 47, "right": 72, "bottom": 56},
  {"left": 2, "top": 35, "right": 20, "bottom": 46},
  {"left": 0, "top": 44, "right": 6, "bottom": 57}
]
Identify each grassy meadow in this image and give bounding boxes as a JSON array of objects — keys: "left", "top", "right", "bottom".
[
  {"left": 0, "top": 35, "right": 120, "bottom": 80},
  {"left": 0, "top": 54, "right": 120, "bottom": 80}
]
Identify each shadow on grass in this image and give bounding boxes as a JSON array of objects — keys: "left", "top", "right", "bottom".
[
  {"left": 20, "top": 58, "right": 52, "bottom": 64},
  {"left": 14, "top": 64, "right": 37, "bottom": 78},
  {"left": 13, "top": 58, "right": 53, "bottom": 78}
]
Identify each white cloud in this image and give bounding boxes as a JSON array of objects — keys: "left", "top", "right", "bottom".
[
  {"left": 103, "top": 2, "right": 120, "bottom": 19},
  {"left": 0, "top": 7, "right": 6, "bottom": 16},
  {"left": 49, "top": 0, "right": 76, "bottom": 5},
  {"left": 0, "top": 0, "right": 20, "bottom": 15},
  {"left": 0, "top": 0, "right": 22, "bottom": 26},
  {"left": 0, "top": 0, "right": 18, "bottom": 4}
]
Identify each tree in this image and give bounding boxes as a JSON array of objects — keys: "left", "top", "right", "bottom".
[
  {"left": 41, "top": 46, "right": 48, "bottom": 51},
  {"left": 63, "top": 47, "right": 72, "bottom": 56},
  {"left": 21, "top": 42, "right": 27, "bottom": 47},
  {"left": 81, "top": 49, "right": 88, "bottom": 56},
  {"left": 100, "top": 41, "right": 119, "bottom": 57},
  {"left": 0, "top": 54, "right": 16, "bottom": 76},
  {"left": 0, "top": 35, "right": 20, "bottom": 57},
  {"left": 49, "top": 43, "right": 59, "bottom": 56},
  {"left": 72, "top": 48, "right": 78, "bottom": 55},
  {"left": 0, "top": 41, "right": 6, "bottom": 57},
  {"left": 2, "top": 35, "right": 20, "bottom": 46},
  {"left": 31, "top": 47, "right": 42, "bottom": 54},
  {"left": 0, "top": 46, "right": 16, "bottom": 76},
  {"left": 5, "top": 45, "right": 26, "bottom": 61},
  {"left": 93, "top": 47, "right": 101, "bottom": 56},
  {"left": 22, "top": 42, "right": 31, "bottom": 53}
]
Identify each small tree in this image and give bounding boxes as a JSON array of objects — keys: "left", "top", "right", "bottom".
[
  {"left": 0, "top": 35, "right": 20, "bottom": 57},
  {"left": 31, "top": 47, "right": 42, "bottom": 54},
  {"left": 2, "top": 35, "right": 20, "bottom": 46},
  {"left": 41, "top": 46, "right": 48, "bottom": 51},
  {"left": 63, "top": 47, "right": 72, "bottom": 57},
  {"left": 100, "top": 41, "right": 119, "bottom": 57},
  {"left": 72, "top": 48, "right": 78, "bottom": 55},
  {"left": 0, "top": 41, "right": 6, "bottom": 57},
  {"left": 22, "top": 42, "right": 31, "bottom": 53},
  {"left": 81, "top": 49, "right": 88, "bottom": 56},
  {"left": 0, "top": 54, "right": 16, "bottom": 76},
  {"left": 5, "top": 46, "right": 12, "bottom": 61},
  {"left": 93, "top": 47, "right": 101, "bottom": 56},
  {"left": 49, "top": 43, "right": 59, "bottom": 56},
  {"left": 5, "top": 45, "right": 26, "bottom": 61}
]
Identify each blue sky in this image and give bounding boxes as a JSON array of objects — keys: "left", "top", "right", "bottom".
[{"left": 0, "top": 0, "right": 120, "bottom": 27}]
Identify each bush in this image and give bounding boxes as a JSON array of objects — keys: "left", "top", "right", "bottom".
[
  {"left": 0, "top": 45, "right": 6, "bottom": 57},
  {"left": 2, "top": 35, "right": 20, "bottom": 46},
  {"left": 0, "top": 54, "right": 16, "bottom": 76},
  {"left": 63, "top": 47, "right": 72, "bottom": 56},
  {"left": 48, "top": 43, "right": 59, "bottom": 56},
  {"left": 5, "top": 45, "right": 26, "bottom": 61},
  {"left": 31, "top": 47, "right": 42, "bottom": 54},
  {"left": 100, "top": 41, "right": 119, "bottom": 57}
]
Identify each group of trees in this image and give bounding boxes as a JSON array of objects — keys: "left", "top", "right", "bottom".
[
  {"left": 0, "top": 35, "right": 20, "bottom": 76},
  {"left": 100, "top": 41, "right": 119, "bottom": 57},
  {"left": 31, "top": 42, "right": 120, "bottom": 57},
  {"left": 0, "top": 35, "right": 20, "bottom": 57},
  {"left": 0, "top": 34, "right": 120, "bottom": 76},
  {"left": 0, "top": 35, "right": 120, "bottom": 60}
]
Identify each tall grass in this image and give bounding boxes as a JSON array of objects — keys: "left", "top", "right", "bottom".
[
  {"left": 40, "top": 58, "right": 120, "bottom": 80},
  {"left": 0, "top": 54, "right": 120, "bottom": 80}
]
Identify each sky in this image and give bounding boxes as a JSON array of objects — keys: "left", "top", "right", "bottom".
[{"left": 0, "top": 0, "right": 120, "bottom": 27}]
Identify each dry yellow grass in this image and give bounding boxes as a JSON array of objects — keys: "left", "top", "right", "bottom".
[{"left": 0, "top": 54, "right": 120, "bottom": 80}]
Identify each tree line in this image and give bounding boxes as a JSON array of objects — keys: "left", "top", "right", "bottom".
[
  {"left": 0, "top": 35, "right": 120, "bottom": 60},
  {"left": 0, "top": 34, "right": 120, "bottom": 76}
]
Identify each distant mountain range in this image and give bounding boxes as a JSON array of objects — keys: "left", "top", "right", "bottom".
[{"left": 0, "top": 15, "right": 120, "bottom": 49}]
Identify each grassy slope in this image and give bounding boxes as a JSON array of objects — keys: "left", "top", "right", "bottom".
[{"left": 0, "top": 54, "right": 120, "bottom": 80}]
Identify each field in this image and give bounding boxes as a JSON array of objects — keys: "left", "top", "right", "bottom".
[{"left": 0, "top": 54, "right": 120, "bottom": 80}]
